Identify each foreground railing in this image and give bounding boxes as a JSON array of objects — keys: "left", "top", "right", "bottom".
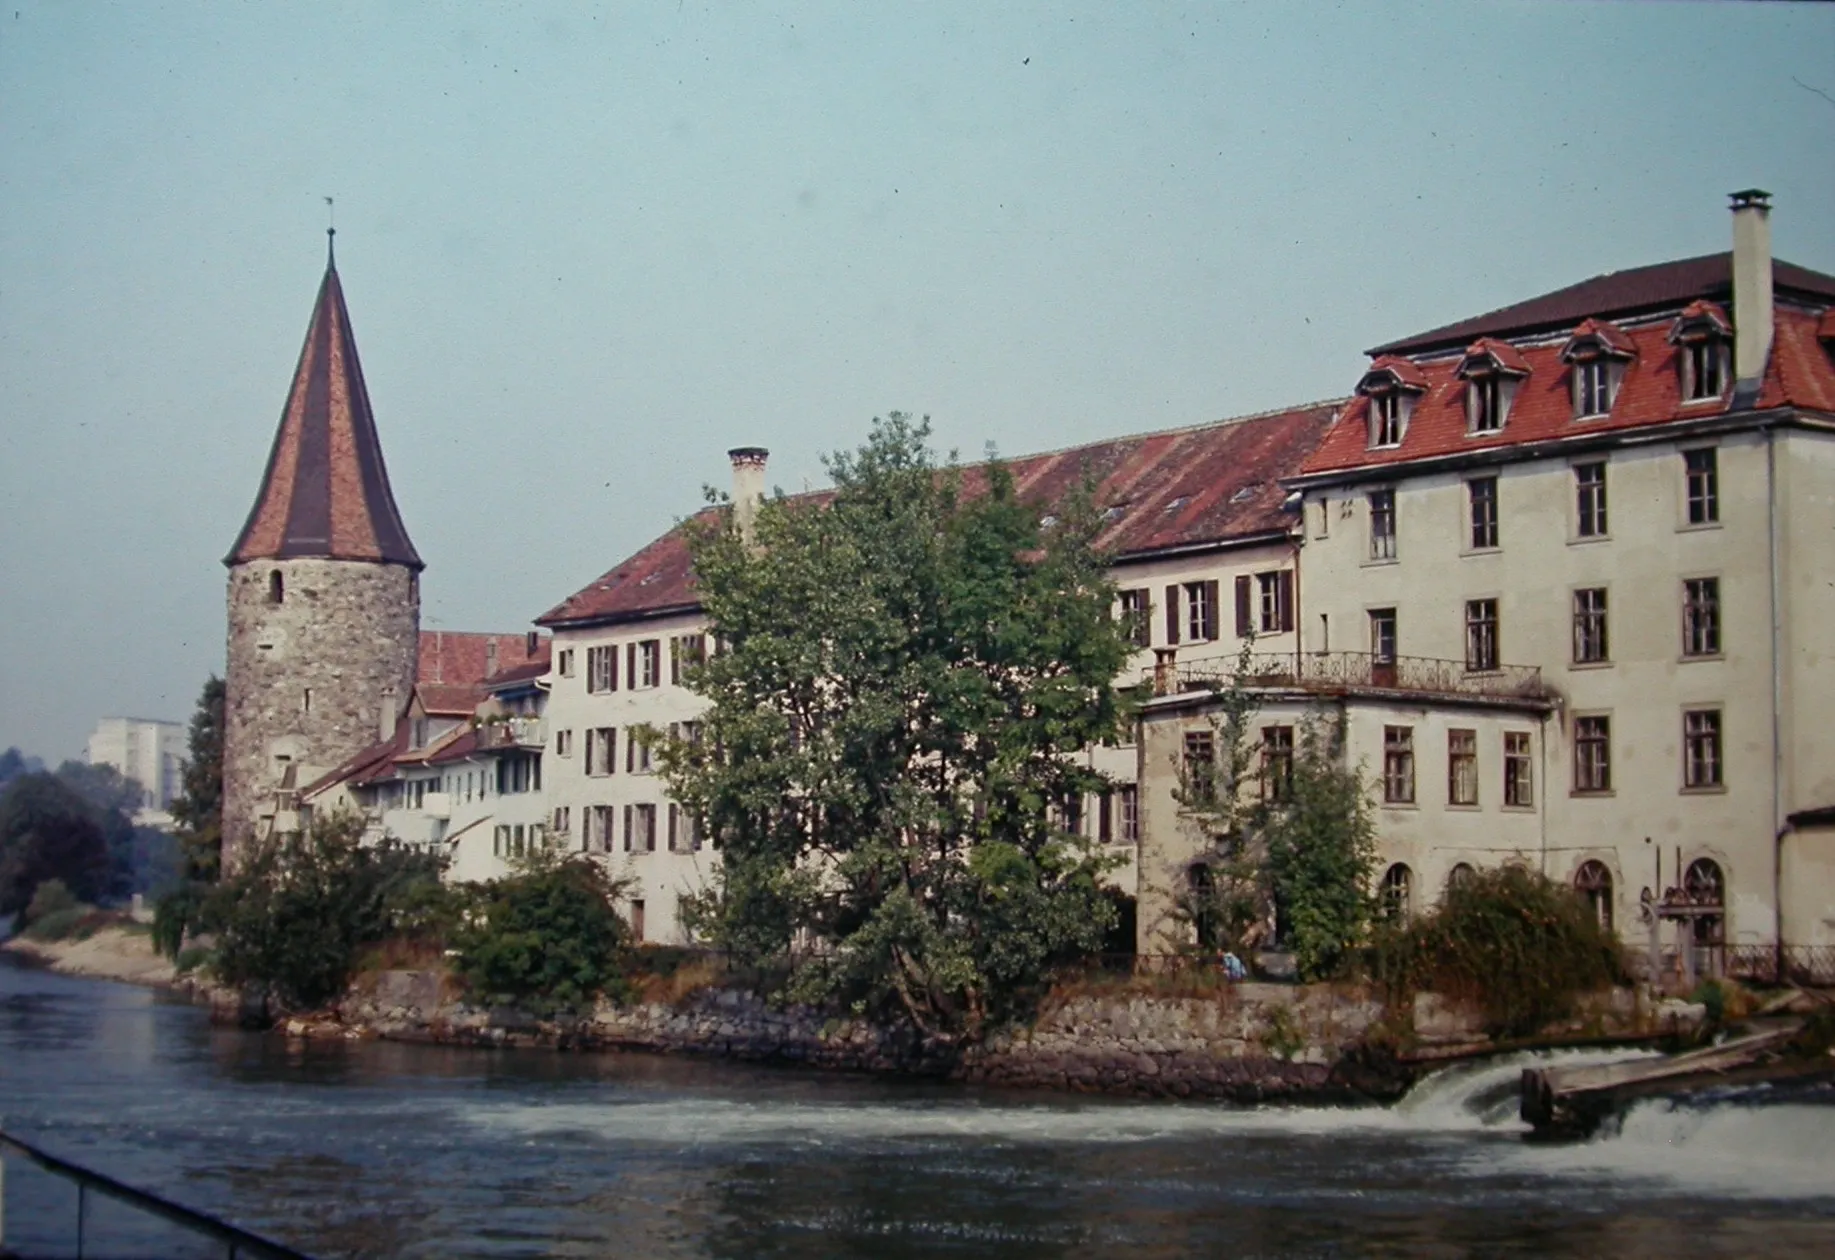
[
  {"left": 1155, "top": 651, "right": 1552, "bottom": 703},
  {"left": 1625, "top": 944, "right": 1835, "bottom": 988},
  {"left": 0, "top": 1128, "right": 313, "bottom": 1259}
]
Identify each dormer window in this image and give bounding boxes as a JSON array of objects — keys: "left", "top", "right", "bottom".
[
  {"left": 1455, "top": 339, "right": 1529, "bottom": 436},
  {"left": 1356, "top": 358, "right": 1427, "bottom": 450},
  {"left": 1669, "top": 301, "right": 1731, "bottom": 404},
  {"left": 1560, "top": 319, "right": 1634, "bottom": 420}
]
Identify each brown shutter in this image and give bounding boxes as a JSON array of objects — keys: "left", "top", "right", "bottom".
[
  {"left": 1203, "top": 580, "right": 1220, "bottom": 640},
  {"left": 1098, "top": 791, "right": 1113, "bottom": 843},
  {"left": 1165, "top": 585, "right": 1180, "bottom": 645},
  {"left": 609, "top": 644, "right": 619, "bottom": 691},
  {"left": 607, "top": 728, "right": 617, "bottom": 774},
  {"left": 1235, "top": 575, "right": 1253, "bottom": 638},
  {"left": 626, "top": 643, "right": 636, "bottom": 688},
  {"left": 622, "top": 804, "right": 633, "bottom": 852},
  {"left": 670, "top": 638, "right": 681, "bottom": 685},
  {"left": 1278, "top": 570, "right": 1295, "bottom": 632},
  {"left": 625, "top": 728, "right": 635, "bottom": 773}
]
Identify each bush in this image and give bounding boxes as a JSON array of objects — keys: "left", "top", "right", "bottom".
[
  {"left": 451, "top": 853, "right": 632, "bottom": 1014},
  {"left": 22, "top": 906, "right": 89, "bottom": 941},
  {"left": 174, "top": 945, "right": 212, "bottom": 975},
  {"left": 1371, "top": 863, "right": 1625, "bottom": 1039},
  {"left": 204, "top": 812, "right": 449, "bottom": 1011},
  {"left": 24, "top": 878, "right": 79, "bottom": 925}
]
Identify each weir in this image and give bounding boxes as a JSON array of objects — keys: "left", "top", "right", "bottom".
[{"left": 0, "top": 1129, "right": 313, "bottom": 1260}]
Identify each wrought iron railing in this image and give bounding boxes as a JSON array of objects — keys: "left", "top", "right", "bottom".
[
  {"left": 474, "top": 716, "right": 547, "bottom": 751},
  {"left": 1157, "top": 651, "right": 1552, "bottom": 703},
  {"left": 1625, "top": 944, "right": 1835, "bottom": 987}
]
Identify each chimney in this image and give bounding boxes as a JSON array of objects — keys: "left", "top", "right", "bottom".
[
  {"left": 378, "top": 685, "right": 400, "bottom": 742},
  {"left": 1729, "top": 189, "right": 1774, "bottom": 383},
  {"left": 728, "top": 446, "right": 769, "bottom": 547}
]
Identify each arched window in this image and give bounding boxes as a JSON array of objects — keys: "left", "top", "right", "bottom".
[
  {"left": 1380, "top": 863, "right": 1413, "bottom": 921},
  {"left": 268, "top": 569, "right": 284, "bottom": 604},
  {"left": 1575, "top": 860, "right": 1613, "bottom": 931},
  {"left": 1682, "top": 857, "right": 1726, "bottom": 972},
  {"left": 1446, "top": 862, "right": 1476, "bottom": 897}
]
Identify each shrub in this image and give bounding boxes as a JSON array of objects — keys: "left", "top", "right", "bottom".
[
  {"left": 1371, "top": 863, "right": 1625, "bottom": 1039},
  {"left": 24, "top": 878, "right": 79, "bottom": 925},
  {"left": 204, "top": 812, "right": 449, "bottom": 1011},
  {"left": 23, "top": 906, "right": 89, "bottom": 941},
  {"left": 174, "top": 945, "right": 212, "bottom": 975},
  {"left": 451, "top": 853, "right": 632, "bottom": 1014}
]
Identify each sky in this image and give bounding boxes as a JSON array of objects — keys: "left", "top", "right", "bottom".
[{"left": 2, "top": 1, "right": 1832, "bottom": 763}]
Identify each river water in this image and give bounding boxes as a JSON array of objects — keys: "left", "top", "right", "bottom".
[{"left": 2, "top": 956, "right": 1832, "bottom": 1259}]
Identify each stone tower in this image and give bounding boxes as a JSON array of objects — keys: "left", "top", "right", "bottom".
[{"left": 221, "top": 237, "right": 422, "bottom": 868}]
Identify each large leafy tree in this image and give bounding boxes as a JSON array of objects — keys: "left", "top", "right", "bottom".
[
  {"left": 0, "top": 773, "right": 112, "bottom": 916},
  {"left": 657, "top": 414, "right": 1131, "bottom": 1042}
]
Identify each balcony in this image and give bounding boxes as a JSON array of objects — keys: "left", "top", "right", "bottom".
[
  {"left": 475, "top": 716, "right": 547, "bottom": 751},
  {"left": 1151, "top": 650, "right": 1554, "bottom": 706}
]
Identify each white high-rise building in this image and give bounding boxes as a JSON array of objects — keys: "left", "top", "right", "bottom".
[{"left": 86, "top": 717, "right": 187, "bottom": 822}]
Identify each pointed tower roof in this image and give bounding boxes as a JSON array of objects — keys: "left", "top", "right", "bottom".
[{"left": 226, "top": 238, "right": 423, "bottom": 570}]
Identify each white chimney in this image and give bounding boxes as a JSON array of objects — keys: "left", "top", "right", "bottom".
[
  {"left": 378, "top": 685, "right": 400, "bottom": 742},
  {"left": 728, "top": 446, "right": 769, "bottom": 546},
  {"left": 1730, "top": 189, "right": 1774, "bottom": 383}
]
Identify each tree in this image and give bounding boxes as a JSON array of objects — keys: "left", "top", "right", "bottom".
[
  {"left": 203, "top": 810, "right": 447, "bottom": 1011},
  {"left": 658, "top": 414, "right": 1131, "bottom": 1043},
  {"left": 55, "top": 760, "right": 147, "bottom": 901},
  {"left": 0, "top": 747, "right": 44, "bottom": 789},
  {"left": 452, "top": 851, "right": 633, "bottom": 1014},
  {"left": 168, "top": 677, "right": 225, "bottom": 883},
  {"left": 0, "top": 773, "right": 112, "bottom": 916}
]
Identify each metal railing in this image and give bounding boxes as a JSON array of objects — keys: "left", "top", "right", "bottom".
[
  {"left": 1158, "top": 651, "right": 1552, "bottom": 704},
  {"left": 1624, "top": 944, "right": 1835, "bottom": 988},
  {"left": 474, "top": 716, "right": 547, "bottom": 751},
  {"left": 0, "top": 1128, "right": 313, "bottom": 1259}
]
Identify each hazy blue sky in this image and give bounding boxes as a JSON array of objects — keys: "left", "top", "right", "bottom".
[{"left": 3, "top": 1, "right": 1832, "bottom": 762}]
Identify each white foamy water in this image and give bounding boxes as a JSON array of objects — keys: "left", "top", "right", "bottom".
[{"left": 465, "top": 1046, "right": 1656, "bottom": 1148}]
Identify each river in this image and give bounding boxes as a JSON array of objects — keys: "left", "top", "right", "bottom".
[{"left": 2, "top": 955, "right": 1832, "bottom": 1258}]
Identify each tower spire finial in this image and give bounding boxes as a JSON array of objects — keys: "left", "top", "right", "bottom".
[{"left": 324, "top": 196, "right": 336, "bottom": 265}]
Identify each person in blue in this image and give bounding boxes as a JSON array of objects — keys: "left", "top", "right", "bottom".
[{"left": 1220, "top": 951, "right": 1247, "bottom": 981}]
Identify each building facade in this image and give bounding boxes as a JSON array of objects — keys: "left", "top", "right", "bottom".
[{"left": 84, "top": 716, "right": 187, "bottom": 822}]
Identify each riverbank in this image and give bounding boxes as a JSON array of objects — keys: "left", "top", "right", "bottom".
[{"left": 0, "top": 924, "right": 231, "bottom": 1006}]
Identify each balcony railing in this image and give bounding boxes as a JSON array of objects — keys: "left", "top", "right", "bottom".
[
  {"left": 1153, "top": 650, "right": 1553, "bottom": 704},
  {"left": 475, "top": 716, "right": 547, "bottom": 751}
]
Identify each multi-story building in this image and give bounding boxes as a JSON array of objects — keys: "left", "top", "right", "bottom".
[
  {"left": 85, "top": 717, "right": 187, "bottom": 823},
  {"left": 1273, "top": 190, "right": 1835, "bottom": 970},
  {"left": 536, "top": 405, "right": 1340, "bottom": 942}
]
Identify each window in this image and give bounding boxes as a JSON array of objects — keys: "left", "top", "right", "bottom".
[
  {"left": 1173, "top": 580, "right": 1219, "bottom": 643},
  {"left": 629, "top": 899, "right": 645, "bottom": 943},
  {"left": 1447, "top": 729, "right": 1478, "bottom": 806},
  {"left": 1683, "top": 709, "right": 1723, "bottom": 789},
  {"left": 1368, "top": 489, "right": 1396, "bottom": 560},
  {"left": 586, "top": 645, "right": 618, "bottom": 693},
  {"left": 1685, "top": 449, "right": 1719, "bottom": 525},
  {"left": 1468, "top": 477, "right": 1498, "bottom": 549},
  {"left": 1261, "top": 725, "right": 1295, "bottom": 802},
  {"left": 1575, "top": 358, "right": 1613, "bottom": 418},
  {"left": 670, "top": 634, "right": 707, "bottom": 684},
  {"left": 1684, "top": 340, "right": 1724, "bottom": 401},
  {"left": 1119, "top": 786, "right": 1139, "bottom": 843},
  {"left": 554, "top": 728, "right": 573, "bottom": 757},
  {"left": 623, "top": 803, "right": 658, "bottom": 853},
  {"left": 1683, "top": 578, "right": 1721, "bottom": 656},
  {"left": 1257, "top": 571, "right": 1295, "bottom": 635},
  {"left": 627, "top": 728, "right": 654, "bottom": 774},
  {"left": 557, "top": 648, "right": 575, "bottom": 678},
  {"left": 1118, "top": 589, "right": 1151, "bottom": 648},
  {"left": 1573, "top": 715, "right": 1611, "bottom": 793},
  {"left": 668, "top": 803, "right": 702, "bottom": 853},
  {"left": 1446, "top": 863, "right": 1476, "bottom": 895},
  {"left": 585, "top": 804, "right": 615, "bottom": 853},
  {"left": 1370, "top": 391, "right": 1404, "bottom": 447},
  {"left": 1465, "top": 598, "right": 1499, "bottom": 672},
  {"left": 268, "top": 570, "right": 284, "bottom": 604},
  {"left": 552, "top": 805, "right": 572, "bottom": 835},
  {"left": 1380, "top": 863, "right": 1413, "bottom": 920},
  {"left": 496, "top": 753, "right": 539, "bottom": 795},
  {"left": 1467, "top": 375, "right": 1506, "bottom": 434},
  {"left": 1575, "top": 462, "right": 1608, "bottom": 537},
  {"left": 1368, "top": 607, "right": 1397, "bottom": 663},
  {"left": 1183, "top": 730, "right": 1217, "bottom": 805},
  {"left": 586, "top": 726, "right": 616, "bottom": 776},
  {"left": 630, "top": 639, "right": 662, "bottom": 689},
  {"left": 1383, "top": 725, "right": 1415, "bottom": 804},
  {"left": 1504, "top": 732, "right": 1533, "bottom": 807},
  {"left": 1572, "top": 588, "right": 1609, "bottom": 664},
  {"left": 1575, "top": 860, "right": 1613, "bottom": 931}
]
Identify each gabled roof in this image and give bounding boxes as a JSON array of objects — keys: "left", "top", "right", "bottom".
[
  {"left": 416, "top": 683, "right": 487, "bottom": 718},
  {"left": 227, "top": 248, "right": 423, "bottom": 570},
  {"left": 418, "top": 630, "right": 549, "bottom": 685},
  {"left": 1300, "top": 305, "right": 1835, "bottom": 479},
  {"left": 1370, "top": 254, "right": 1835, "bottom": 357},
  {"left": 536, "top": 402, "right": 1342, "bottom": 630}
]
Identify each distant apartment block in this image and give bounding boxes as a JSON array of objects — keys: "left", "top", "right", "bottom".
[{"left": 86, "top": 717, "right": 186, "bottom": 820}]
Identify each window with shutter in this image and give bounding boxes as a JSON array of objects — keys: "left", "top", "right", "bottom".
[
  {"left": 1235, "top": 575, "right": 1253, "bottom": 637},
  {"left": 1164, "top": 585, "right": 1180, "bottom": 645},
  {"left": 623, "top": 804, "right": 634, "bottom": 852}
]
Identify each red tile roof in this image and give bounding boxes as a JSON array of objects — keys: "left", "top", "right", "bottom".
[
  {"left": 416, "top": 683, "right": 487, "bottom": 718},
  {"left": 417, "top": 630, "right": 549, "bottom": 685},
  {"left": 1370, "top": 254, "right": 1835, "bottom": 356},
  {"left": 227, "top": 255, "right": 423, "bottom": 570},
  {"left": 1300, "top": 305, "right": 1835, "bottom": 479},
  {"left": 536, "top": 402, "right": 1342, "bottom": 629},
  {"left": 300, "top": 726, "right": 406, "bottom": 798}
]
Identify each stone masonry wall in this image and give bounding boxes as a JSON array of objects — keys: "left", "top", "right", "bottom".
[{"left": 223, "top": 557, "right": 418, "bottom": 866}]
